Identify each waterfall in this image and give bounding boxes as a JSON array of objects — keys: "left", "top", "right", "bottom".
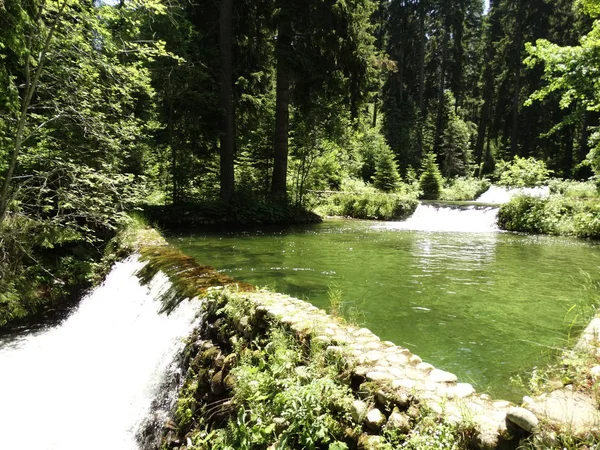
[
  {"left": 379, "top": 204, "right": 500, "bottom": 233},
  {"left": 475, "top": 185, "right": 549, "bottom": 204},
  {"left": 0, "top": 255, "right": 200, "bottom": 450}
]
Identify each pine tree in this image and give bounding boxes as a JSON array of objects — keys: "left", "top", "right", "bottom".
[{"left": 373, "top": 144, "right": 401, "bottom": 192}]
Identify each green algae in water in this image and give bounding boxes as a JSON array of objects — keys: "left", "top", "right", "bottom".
[{"left": 167, "top": 220, "right": 600, "bottom": 401}]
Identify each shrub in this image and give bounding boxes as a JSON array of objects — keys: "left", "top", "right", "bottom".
[
  {"left": 497, "top": 194, "right": 600, "bottom": 239},
  {"left": 315, "top": 192, "right": 418, "bottom": 220},
  {"left": 419, "top": 153, "right": 443, "bottom": 200},
  {"left": 548, "top": 179, "right": 599, "bottom": 199},
  {"left": 441, "top": 177, "right": 491, "bottom": 201},
  {"left": 495, "top": 156, "right": 552, "bottom": 188}
]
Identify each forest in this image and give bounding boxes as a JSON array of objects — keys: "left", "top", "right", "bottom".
[{"left": 1, "top": 0, "right": 600, "bottom": 325}]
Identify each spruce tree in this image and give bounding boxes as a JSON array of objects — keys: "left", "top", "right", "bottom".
[{"left": 373, "top": 144, "right": 401, "bottom": 192}]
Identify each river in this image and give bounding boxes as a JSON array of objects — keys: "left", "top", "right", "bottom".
[{"left": 168, "top": 203, "right": 599, "bottom": 400}]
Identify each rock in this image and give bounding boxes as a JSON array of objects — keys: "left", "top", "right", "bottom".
[
  {"left": 416, "top": 362, "right": 435, "bottom": 374},
  {"left": 392, "top": 379, "right": 415, "bottom": 390},
  {"left": 385, "top": 411, "right": 411, "bottom": 434},
  {"left": 386, "top": 353, "right": 409, "bottom": 365},
  {"left": 357, "top": 434, "right": 384, "bottom": 450},
  {"left": 351, "top": 400, "right": 368, "bottom": 423},
  {"left": 210, "top": 371, "right": 225, "bottom": 396},
  {"left": 429, "top": 369, "right": 457, "bottom": 384},
  {"left": 223, "top": 353, "right": 238, "bottom": 371},
  {"left": 363, "top": 350, "right": 385, "bottom": 364},
  {"left": 409, "top": 355, "right": 422, "bottom": 366},
  {"left": 522, "top": 389, "right": 600, "bottom": 436},
  {"left": 223, "top": 373, "right": 236, "bottom": 391},
  {"left": 366, "top": 371, "right": 394, "bottom": 382},
  {"left": 474, "top": 427, "right": 499, "bottom": 450},
  {"left": 376, "top": 390, "right": 391, "bottom": 408},
  {"left": 365, "top": 408, "right": 386, "bottom": 431},
  {"left": 447, "top": 382, "right": 475, "bottom": 399},
  {"left": 590, "top": 365, "right": 600, "bottom": 381},
  {"left": 506, "top": 407, "right": 538, "bottom": 433}
]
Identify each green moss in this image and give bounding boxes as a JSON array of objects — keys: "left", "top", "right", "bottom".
[{"left": 137, "top": 246, "right": 254, "bottom": 313}]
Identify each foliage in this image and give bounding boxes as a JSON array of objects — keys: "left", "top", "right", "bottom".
[
  {"left": 418, "top": 153, "right": 443, "bottom": 200},
  {"left": 495, "top": 156, "right": 552, "bottom": 188},
  {"left": 548, "top": 179, "right": 600, "bottom": 198},
  {"left": 525, "top": 0, "right": 600, "bottom": 180},
  {"left": 441, "top": 177, "right": 491, "bottom": 201},
  {"left": 315, "top": 192, "right": 418, "bottom": 221},
  {"left": 182, "top": 326, "right": 358, "bottom": 450},
  {"left": 497, "top": 194, "right": 600, "bottom": 239}
]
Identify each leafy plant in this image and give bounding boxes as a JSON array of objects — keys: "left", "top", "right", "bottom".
[{"left": 495, "top": 156, "right": 552, "bottom": 188}]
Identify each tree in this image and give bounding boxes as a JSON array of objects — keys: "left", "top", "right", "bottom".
[
  {"left": 219, "top": 0, "right": 235, "bottom": 202},
  {"left": 373, "top": 143, "right": 401, "bottom": 192},
  {"left": 524, "top": 0, "right": 600, "bottom": 178},
  {"left": 419, "top": 152, "right": 443, "bottom": 199}
]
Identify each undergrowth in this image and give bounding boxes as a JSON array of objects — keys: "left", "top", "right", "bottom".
[{"left": 314, "top": 191, "right": 418, "bottom": 220}]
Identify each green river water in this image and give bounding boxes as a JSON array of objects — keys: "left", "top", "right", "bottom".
[{"left": 169, "top": 218, "right": 600, "bottom": 401}]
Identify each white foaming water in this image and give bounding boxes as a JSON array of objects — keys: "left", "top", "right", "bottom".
[
  {"left": 475, "top": 185, "right": 549, "bottom": 204},
  {"left": 0, "top": 256, "right": 200, "bottom": 450},
  {"left": 378, "top": 204, "right": 500, "bottom": 233}
]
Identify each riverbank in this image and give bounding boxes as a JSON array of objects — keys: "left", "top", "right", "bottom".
[
  {"left": 143, "top": 200, "right": 322, "bottom": 229},
  {"left": 133, "top": 231, "right": 600, "bottom": 449}
]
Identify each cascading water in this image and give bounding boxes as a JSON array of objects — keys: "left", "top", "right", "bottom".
[
  {"left": 379, "top": 204, "right": 500, "bottom": 232},
  {"left": 0, "top": 255, "right": 200, "bottom": 450},
  {"left": 475, "top": 185, "right": 549, "bottom": 204},
  {"left": 379, "top": 185, "right": 551, "bottom": 233}
]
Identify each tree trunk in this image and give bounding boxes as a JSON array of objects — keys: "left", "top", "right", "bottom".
[
  {"left": 219, "top": 0, "right": 235, "bottom": 203},
  {"left": 475, "top": 47, "right": 494, "bottom": 175},
  {"left": 510, "top": 0, "right": 524, "bottom": 157},
  {"left": 417, "top": 4, "right": 426, "bottom": 157},
  {"left": 433, "top": 28, "right": 448, "bottom": 156},
  {"left": 0, "top": 0, "right": 69, "bottom": 227},
  {"left": 271, "top": 13, "right": 292, "bottom": 203}
]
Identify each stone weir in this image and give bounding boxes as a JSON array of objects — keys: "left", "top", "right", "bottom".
[
  {"left": 169, "top": 288, "right": 529, "bottom": 450},
  {"left": 137, "top": 239, "right": 598, "bottom": 450}
]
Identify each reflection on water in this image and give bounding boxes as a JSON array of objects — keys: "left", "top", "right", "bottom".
[{"left": 169, "top": 218, "right": 600, "bottom": 401}]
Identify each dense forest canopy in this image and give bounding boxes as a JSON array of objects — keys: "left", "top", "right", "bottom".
[
  {"left": 2, "top": 0, "right": 600, "bottom": 322},
  {"left": 2, "top": 0, "right": 599, "bottom": 212}
]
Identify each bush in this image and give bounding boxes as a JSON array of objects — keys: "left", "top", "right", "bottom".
[
  {"left": 548, "top": 179, "right": 599, "bottom": 199},
  {"left": 495, "top": 156, "right": 552, "bottom": 188},
  {"left": 315, "top": 191, "right": 418, "bottom": 220},
  {"left": 419, "top": 153, "right": 443, "bottom": 200},
  {"left": 441, "top": 177, "right": 491, "bottom": 201},
  {"left": 497, "top": 194, "right": 600, "bottom": 239}
]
